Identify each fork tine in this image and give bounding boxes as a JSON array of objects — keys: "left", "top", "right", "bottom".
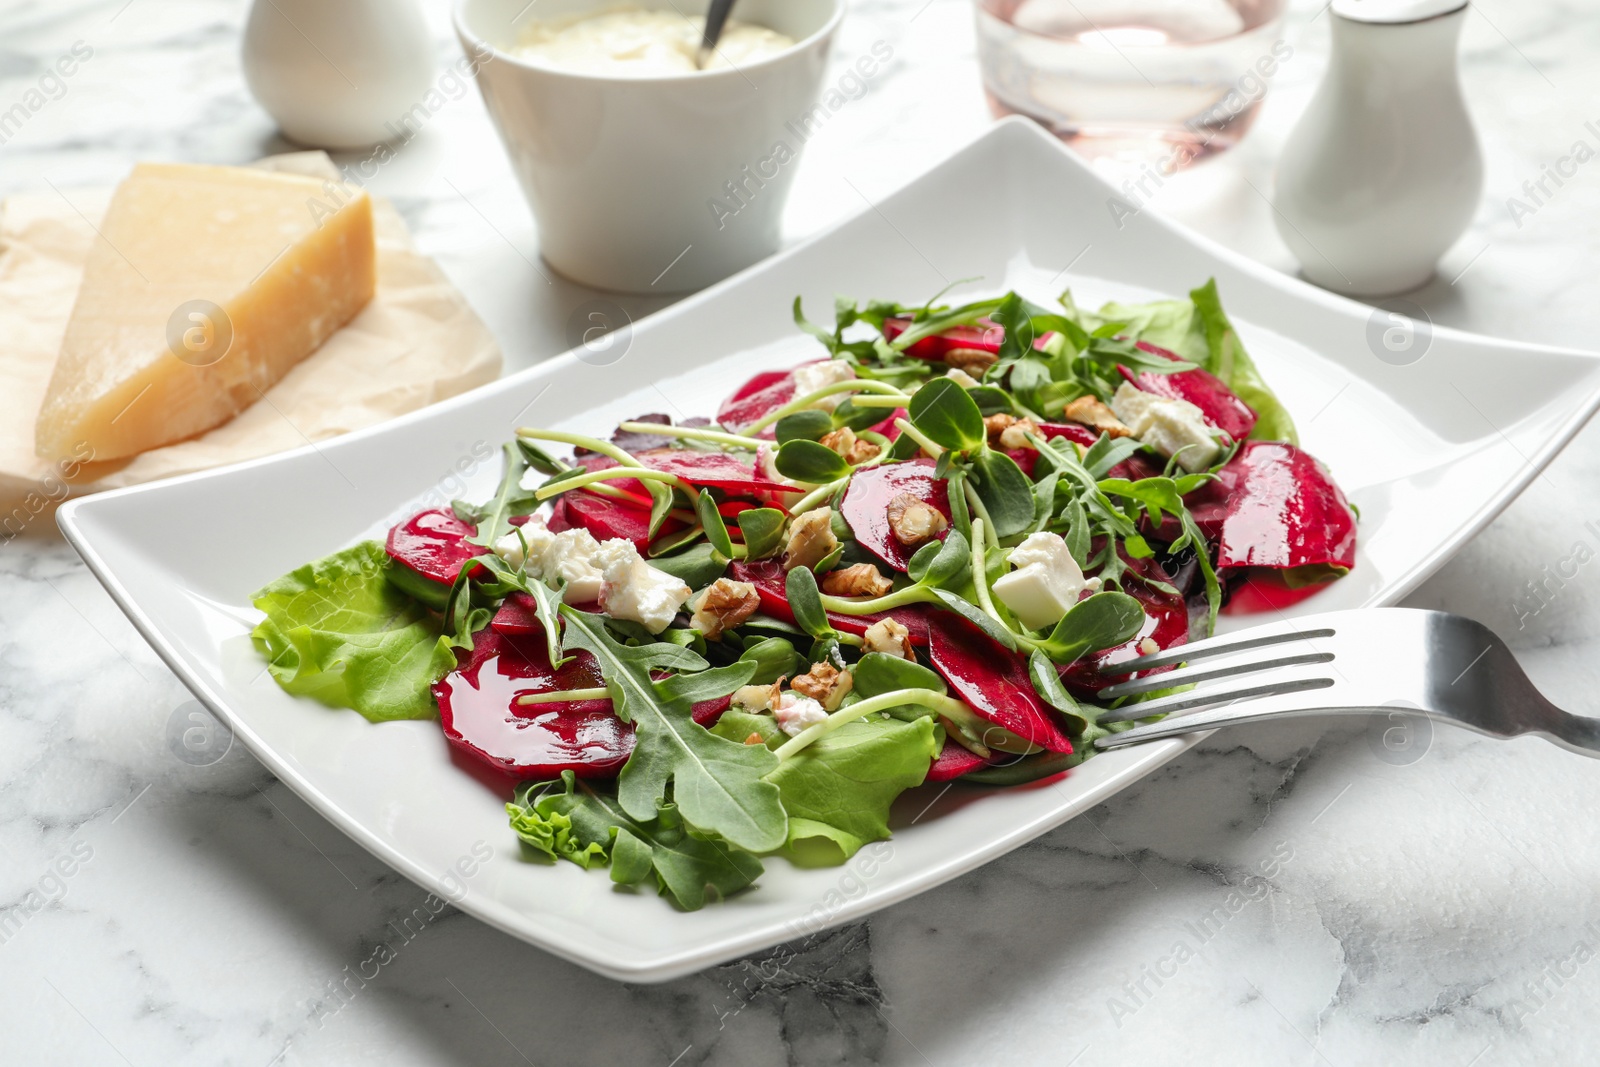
[
  {"left": 1101, "top": 625, "right": 1338, "bottom": 677},
  {"left": 1096, "top": 650, "right": 1335, "bottom": 701},
  {"left": 1095, "top": 675, "right": 1336, "bottom": 724}
]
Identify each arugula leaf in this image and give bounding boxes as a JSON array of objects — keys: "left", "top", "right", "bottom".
[
  {"left": 654, "top": 660, "right": 757, "bottom": 704},
  {"left": 764, "top": 716, "right": 940, "bottom": 863},
  {"left": 558, "top": 608, "right": 787, "bottom": 852},
  {"left": 467, "top": 442, "right": 533, "bottom": 548},
  {"left": 251, "top": 541, "right": 457, "bottom": 722},
  {"left": 508, "top": 773, "right": 763, "bottom": 910}
]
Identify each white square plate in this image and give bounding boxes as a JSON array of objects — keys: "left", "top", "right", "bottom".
[{"left": 60, "top": 118, "right": 1600, "bottom": 982}]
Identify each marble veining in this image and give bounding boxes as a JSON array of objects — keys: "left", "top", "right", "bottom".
[{"left": 5, "top": 0, "right": 1600, "bottom": 1063}]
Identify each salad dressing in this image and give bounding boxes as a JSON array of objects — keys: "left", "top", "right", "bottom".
[{"left": 514, "top": 8, "right": 794, "bottom": 75}]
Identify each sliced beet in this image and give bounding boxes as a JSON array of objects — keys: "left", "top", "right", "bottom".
[
  {"left": 727, "top": 559, "right": 934, "bottom": 645},
  {"left": 580, "top": 450, "right": 791, "bottom": 496},
  {"left": 926, "top": 738, "right": 994, "bottom": 782},
  {"left": 1038, "top": 422, "right": 1100, "bottom": 449},
  {"left": 881, "top": 317, "right": 1004, "bottom": 360},
  {"left": 1008, "top": 448, "right": 1038, "bottom": 479},
  {"left": 557, "top": 491, "right": 656, "bottom": 552},
  {"left": 1122, "top": 341, "right": 1257, "bottom": 441},
  {"left": 434, "top": 626, "right": 629, "bottom": 779},
  {"left": 386, "top": 507, "right": 483, "bottom": 585},
  {"left": 718, "top": 371, "right": 798, "bottom": 435},
  {"left": 597, "top": 413, "right": 711, "bottom": 455},
  {"left": 839, "top": 459, "right": 953, "bottom": 572},
  {"left": 434, "top": 610, "right": 725, "bottom": 780},
  {"left": 866, "top": 408, "right": 907, "bottom": 440},
  {"left": 881, "top": 316, "right": 1054, "bottom": 360},
  {"left": 926, "top": 613, "right": 1073, "bottom": 754},
  {"left": 1215, "top": 441, "right": 1357, "bottom": 575},
  {"left": 491, "top": 592, "right": 543, "bottom": 636}
]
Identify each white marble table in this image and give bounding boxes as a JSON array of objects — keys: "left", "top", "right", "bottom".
[{"left": 4, "top": 0, "right": 1600, "bottom": 1063}]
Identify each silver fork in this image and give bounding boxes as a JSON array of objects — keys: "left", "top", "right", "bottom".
[{"left": 1091, "top": 608, "right": 1600, "bottom": 757}]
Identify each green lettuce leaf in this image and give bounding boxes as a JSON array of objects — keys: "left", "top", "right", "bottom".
[
  {"left": 764, "top": 715, "right": 940, "bottom": 865},
  {"left": 250, "top": 541, "right": 456, "bottom": 722},
  {"left": 508, "top": 772, "right": 763, "bottom": 910},
  {"left": 1094, "top": 279, "right": 1298, "bottom": 445}
]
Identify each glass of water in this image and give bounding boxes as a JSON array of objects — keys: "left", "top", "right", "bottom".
[{"left": 976, "top": 0, "right": 1289, "bottom": 172}]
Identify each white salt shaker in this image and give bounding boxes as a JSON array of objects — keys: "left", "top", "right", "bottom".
[
  {"left": 242, "top": 0, "right": 437, "bottom": 150},
  {"left": 1273, "top": 0, "right": 1483, "bottom": 295}
]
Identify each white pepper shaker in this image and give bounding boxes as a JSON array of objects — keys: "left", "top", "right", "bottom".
[
  {"left": 1273, "top": 0, "right": 1483, "bottom": 295},
  {"left": 242, "top": 0, "right": 437, "bottom": 151}
]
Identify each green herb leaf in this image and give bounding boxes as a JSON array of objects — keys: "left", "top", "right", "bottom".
[
  {"left": 654, "top": 660, "right": 757, "bottom": 705},
  {"left": 739, "top": 637, "right": 801, "bottom": 684},
  {"left": 908, "top": 377, "right": 986, "bottom": 452},
  {"left": 648, "top": 542, "right": 728, "bottom": 587},
  {"left": 969, "top": 449, "right": 1036, "bottom": 539},
  {"left": 906, "top": 528, "right": 970, "bottom": 589},
  {"left": 251, "top": 541, "right": 457, "bottom": 722},
  {"left": 697, "top": 490, "right": 735, "bottom": 559},
  {"left": 1034, "top": 591, "right": 1147, "bottom": 665},
  {"left": 930, "top": 588, "right": 1018, "bottom": 649},
  {"left": 1027, "top": 649, "right": 1089, "bottom": 735},
  {"left": 467, "top": 442, "right": 533, "bottom": 548},
  {"left": 508, "top": 772, "right": 763, "bottom": 910},
  {"left": 775, "top": 410, "right": 835, "bottom": 443},
  {"left": 558, "top": 608, "right": 787, "bottom": 853},
  {"left": 776, "top": 439, "right": 853, "bottom": 483},
  {"left": 785, "top": 565, "right": 836, "bottom": 639},
  {"left": 737, "top": 508, "right": 787, "bottom": 560},
  {"left": 764, "top": 716, "right": 940, "bottom": 863}
]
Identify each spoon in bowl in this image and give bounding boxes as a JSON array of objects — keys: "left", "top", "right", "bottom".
[{"left": 695, "top": 0, "right": 737, "bottom": 69}]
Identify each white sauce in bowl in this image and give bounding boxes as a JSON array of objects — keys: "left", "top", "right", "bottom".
[{"left": 514, "top": 7, "right": 795, "bottom": 75}]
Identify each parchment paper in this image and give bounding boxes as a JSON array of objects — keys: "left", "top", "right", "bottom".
[{"left": 0, "top": 151, "right": 501, "bottom": 529}]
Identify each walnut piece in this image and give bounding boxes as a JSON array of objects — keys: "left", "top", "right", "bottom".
[
  {"left": 690, "top": 578, "right": 760, "bottom": 640},
  {"left": 732, "top": 681, "right": 783, "bottom": 712},
  {"left": 1063, "top": 395, "right": 1134, "bottom": 438},
  {"left": 983, "top": 413, "right": 1017, "bottom": 438},
  {"left": 863, "top": 618, "right": 915, "bottom": 661},
  {"left": 944, "top": 347, "right": 998, "bottom": 373},
  {"left": 821, "top": 563, "right": 893, "bottom": 598},
  {"left": 998, "top": 417, "right": 1041, "bottom": 451},
  {"left": 886, "top": 492, "right": 948, "bottom": 547},
  {"left": 782, "top": 506, "right": 839, "bottom": 572},
  {"left": 791, "top": 661, "right": 854, "bottom": 711},
  {"left": 818, "top": 426, "right": 881, "bottom": 466}
]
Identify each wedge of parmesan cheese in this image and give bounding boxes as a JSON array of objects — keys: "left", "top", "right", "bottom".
[{"left": 34, "top": 162, "right": 375, "bottom": 462}]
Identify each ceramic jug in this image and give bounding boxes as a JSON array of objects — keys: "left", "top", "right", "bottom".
[
  {"left": 242, "top": 0, "right": 437, "bottom": 150},
  {"left": 1274, "top": 0, "right": 1483, "bottom": 295}
]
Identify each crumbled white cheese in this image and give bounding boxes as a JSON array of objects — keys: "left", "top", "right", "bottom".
[
  {"left": 542, "top": 528, "right": 604, "bottom": 603},
  {"left": 945, "top": 367, "right": 982, "bottom": 389},
  {"left": 991, "top": 531, "right": 1088, "bottom": 631},
  {"left": 1110, "top": 382, "right": 1220, "bottom": 473},
  {"left": 595, "top": 538, "right": 692, "bottom": 633},
  {"left": 1138, "top": 637, "right": 1160, "bottom": 656},
  {"left": 492, "top": 515, "right": 553, "bottom": 570},
  {"left": 773, "top": 693, "right": 829, "bottom": 737},
  {"left": 791, "top": 360, "right": 856, "bottom": 412}
]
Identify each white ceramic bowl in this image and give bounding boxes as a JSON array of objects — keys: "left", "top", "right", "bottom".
[{"left": 454, "top": 0, "right": 843, "bottom": 294}]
